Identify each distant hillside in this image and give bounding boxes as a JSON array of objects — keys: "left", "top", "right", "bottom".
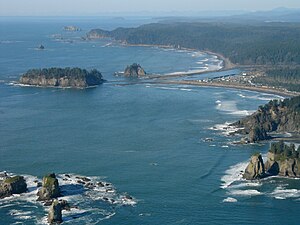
[{"left": 87, "top": 22, "right": 300, "bottom": 66}]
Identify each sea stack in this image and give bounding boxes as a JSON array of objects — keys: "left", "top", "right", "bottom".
[
  {"left": 124, "top": 63, "right": 146, "bottom": 77},
  {"left": 37, "top": 173, "right": 60, "bottom": 201},
  {"left": 48, "top": 199, "right": 70, "bottom": 224},
  {"left": 243, "top": 153, "right": 266, "bottom": 180},
  {"left": 243, "top": 142, "right": 300, "bottom": 180}
]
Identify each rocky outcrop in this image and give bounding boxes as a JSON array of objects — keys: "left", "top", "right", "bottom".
[
  {"left": 37, "top": 173, "right": 60, "bottom": 201},
  {"left": 0, "top": 176, "right": 27, "bottom": 199},
  {"left": 124, "top": 63, "right": 146, "bottom": 77},
  {"left": 48, "top": 199, "right": 70, "bottom": 224},
  {"left": 233, "top": 96, "right": 300, "bottom": 142},
  {"left": 244, "top": 142, "right": 300, "bottom": 180},
  {"left": 243, "top": 154, "right": 266, "bottom": 179},
  {"left": 248, "top": 126, "right": 270, "bottom": 143},
  {"left": 19, "top": 67, "right": 105, "bottom": 88}
]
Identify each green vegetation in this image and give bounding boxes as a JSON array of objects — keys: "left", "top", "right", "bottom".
[
  {"left": 253, "top": 67, "right": 300, "bottom": 92},
  {"left": 252, "top": 152, "right": 261, "bottom": 157},
  {"left": 90, "top": 22, "right": 300, "bottom": 91},
  {"left": 24, "top": 67, "right": 102, "bottom": 80},
  {"left": 259, "top": 95, "right": 300, "bottom": 112},
  {"left": 93, "top": 22, "right": 300, "bottom": 66},
  {"left": 4, "top": 176, "right": 23, "bottom": 184},
  {"left": 270, "top": 141, "right": 299, "bottom": 160}
]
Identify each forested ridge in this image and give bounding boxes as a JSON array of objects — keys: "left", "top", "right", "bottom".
[{"left": 89, "top": 22, "right": 300, "bottom": 66}]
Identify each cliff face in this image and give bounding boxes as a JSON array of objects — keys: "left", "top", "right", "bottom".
[
  {"left": 19, "top": 68, "right": 104, "bottom": 88},
  {"left": 243, "top": 154, "right": 266, "bottom": 180},
  {"left": 233, "top": 96, "right": 300, "bottom": 142},
  {"left": 244, "top": 142, "right": 300, "bottom": 180}
]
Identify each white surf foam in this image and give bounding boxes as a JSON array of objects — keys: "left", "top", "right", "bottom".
[
  {"left": 222, "top": 197, "right": 237, "bottom": 203},
  {"left": 270, "top": 186, "right": 300, "bottom": 199},
  {"left": 230, "top": 189, "right": 262, "bottom": 196},
  {"left": 210, "top": 122, "right": 242, "bottom": 136},
  {"left": 0, "top": 171, "right": 136, "bottom": 224},
  {"left": 221, "top": 161, "right": 248, "bottom": 189}
]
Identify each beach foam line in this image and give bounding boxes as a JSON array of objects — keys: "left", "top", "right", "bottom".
[
  {"left": 270, "top": 186, "right": 300, "bottom": 199},
  {"left": 222, "top": 197, "right": 237, "bottom": 203},
  {"left": 230, "top": 189, "right": 262, "bottom": 196}
]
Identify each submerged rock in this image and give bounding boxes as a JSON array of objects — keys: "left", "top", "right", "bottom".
[
  {"left": 0, "top": 176, "right": 27, "bottom": 199},
  {"left": 37, "top": 173, "right": 60, "bottom": 201},
  {"left": 243, "top": 153, "right": 266, "bottom": 180},
  {"left": 124, "top": 63, "right": 146, "bottom": 77}
]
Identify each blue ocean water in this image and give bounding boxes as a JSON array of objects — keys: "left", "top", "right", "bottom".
[{"left": 0, "top": 17, "right": 299, "bottom": 225}]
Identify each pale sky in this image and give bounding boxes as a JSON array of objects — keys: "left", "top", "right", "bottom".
[{"left": 0, "top": 0, "right": 300, "bottom": 16}]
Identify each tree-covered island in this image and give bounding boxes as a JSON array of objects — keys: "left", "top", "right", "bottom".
[{"left": 19, "top": 67, "right": 105, "bottom": 88}]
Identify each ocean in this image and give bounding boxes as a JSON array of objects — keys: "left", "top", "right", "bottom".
[{"left": 0, "top": 17, "right": 299, "bottom": 225}]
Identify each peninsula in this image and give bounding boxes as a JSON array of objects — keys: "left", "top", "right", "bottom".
[{"left": 19, "top": 67, "right": 105, "bottom": 88}]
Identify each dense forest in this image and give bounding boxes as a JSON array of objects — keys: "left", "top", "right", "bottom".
[
  {"left": 20, "top": 67, "right": 104, "bottom": 88},
  {"left": 23, "top": 67, "right": 103, "bottom": 80},
  {"left": 88, "top": 22, "right": 300, "bottom": 66},
  {"left": 253, "top": 67, "right": 300, "bottom": 92},
  {"left": 269, "top": 141, "right": 300, "bottom": 160}
]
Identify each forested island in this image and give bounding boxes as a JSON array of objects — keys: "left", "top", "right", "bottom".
[
  {"left": 87, "top": 22, "right": 300, "bottom": 92},
  {"left": 232, "top": 95, "right": 300, "bottom": 143},
  {"left": 19, "top": 67, "right": 105, "bottom": 88}
]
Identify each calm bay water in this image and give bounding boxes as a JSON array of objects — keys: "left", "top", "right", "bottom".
[{"left": 0, "top": 17, "right": 299, "bottom": 225}]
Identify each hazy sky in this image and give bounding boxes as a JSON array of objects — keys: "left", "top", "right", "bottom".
[{"left": 1, "top": 0, "right": 300, "bottom": 16}]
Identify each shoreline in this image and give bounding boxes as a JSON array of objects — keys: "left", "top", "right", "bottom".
[
  {"left": 157, "top": 80, "right": 299, "bottom": 97},
  {"left": 121, "top": 42, "right": 299, "bottom": 97},
  {"left": 123, "top": 42, "right": 234, "bottom": 70}
]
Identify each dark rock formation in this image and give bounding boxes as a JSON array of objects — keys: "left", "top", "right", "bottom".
[
  {"left": 248, "top": 126, "right": 270, "bottom": 143},
  {"left": 244, "top": 142, "right": 300, "bottom": 180},
  {"left": 243, "top": 154, "right": 266, "bottom": 179},
  {"left": 47, "top": 199, "right": 71, "bottom": 224},
  {"left": 124, "top": 63, "right": 146, "bottom": 77},
  {"left": 19, "top": 67, "right": 105, "bottom": 88},
  {"left": 233, "top": 96, "right": 300, "bottom": 142},
  {"left": 37, "top": 173, "right": 60, "bottom": 201},
  {"left": 0, "top": 176, "right": 27, "bottom": 199},
  {"left": 38, "top": 45, "right": 45, "bottom": 50}
]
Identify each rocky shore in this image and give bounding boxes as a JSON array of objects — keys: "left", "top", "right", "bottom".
[
  {"left": 232, "top": 95, "right": 300, "bottom": 143},
  {"left": 0, "top": 172, "right": 135, "bottom": 224}
]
